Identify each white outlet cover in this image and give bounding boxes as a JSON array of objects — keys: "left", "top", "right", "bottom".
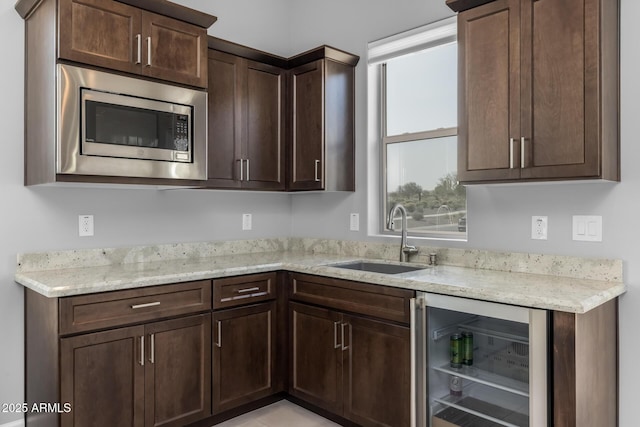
[
  {"left": 531, "top": 216, "right": 548, "bottom": 240},
  {"left": 242, "top": 213, "right": 252, "bottom": 231},
  {"left": 79, "top": 215, "right": 94, "bottom": 237},
  {"left": 350, "top": 213, "right": 359, "bottom": 232}
]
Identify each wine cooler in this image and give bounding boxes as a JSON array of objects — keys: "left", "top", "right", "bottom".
[{"left": 413, "top": 292, "right": 549, "bottom": 427}]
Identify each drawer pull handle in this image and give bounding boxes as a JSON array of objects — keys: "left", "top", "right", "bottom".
[
  {"left": 131, "top": 302, "right": 161, "bottom": 309},
  {"left": 139, "top": 336, "right": 144, "bottom": 366},
  {"left": 237, "top": 287, "right": 260, "bottom": 294}
]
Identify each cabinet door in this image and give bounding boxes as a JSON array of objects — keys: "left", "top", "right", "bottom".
[
  {"left": 60, "top": 325, "right": 145, "bottom": 427},
  {"left": 213, "top": 302, "right": 277, "bottom": 412},
  {"left": 457, "top": 0, "right": 522, "bottom": 182},
  {"left": 289, "top": 302, "right": 343, "bottom": 414},
  {"left": 142, "top": 11, "right": 207, "bottom": 88},
  {"left": 520, "top": 0, "right": 600, "bottom": 179},
  {"left": 144, "top": 314, "right": 211, "bottom": 427},
  {"left": 289, "top": 60, "right": 325, "bottom": 190},
  {"left": 243, "top": 60, "right": 286, "bottom": 190},
  {"left": 207, "top": 50, "right": 243, "bottom": 188},
  {"left": 342, "top": 314, "right": 411, "bottom": 427},
  {"left": 58, "top": 0, "right": 141, "bottom": 75}
]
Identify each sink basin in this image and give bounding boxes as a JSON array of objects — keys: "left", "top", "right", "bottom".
[{"left": 331, "top": 261, "right": 426, "bottom": 275}]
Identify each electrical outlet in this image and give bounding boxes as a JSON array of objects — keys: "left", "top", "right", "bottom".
[
  {"left": 350, "top": 213, "right": 359, "bottom": 231},
  {"left": 531, "top": 216, "right": 548, "bottom": 240},
  {"left": 242, "top": 213, "right": 252, "bottom": 231},
  {"left": 79, "top": 215, "right": 94, "bottom": 237}
]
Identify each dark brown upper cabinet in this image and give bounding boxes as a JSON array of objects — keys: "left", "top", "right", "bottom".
[
  {"left": 205, "top": 39, "right": 359, "bottom": 192},
  {"left": 207, "top": 39, "right": 286, "bottom": 190},
  {"left": 452, "top": 0, "right": 619, "bottom": 183},
  {"left": 18, "top": 0, "right": 215, "bottom": 89},
  {"left": 288, "top": 48, "right": 359, "bottom": 191}
]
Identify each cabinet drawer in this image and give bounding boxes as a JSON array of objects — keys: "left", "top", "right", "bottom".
[
  {"left": 213, "top": 273, "right": 276, "bottom": 309},
  {"left": 59, "top": 280, "right": 212, "bottom": 335},
  {"left": 289, "top": 273, "right": 415, "bottom": 324}
]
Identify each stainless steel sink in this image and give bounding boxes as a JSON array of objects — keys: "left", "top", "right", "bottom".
[{"left": 331, "top": 261, "right": 426, "bottom": 275}]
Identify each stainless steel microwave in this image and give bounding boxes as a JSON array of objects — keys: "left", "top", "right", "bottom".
[{"left": 57, "top": 64, "right": 207, "bottom": 181}]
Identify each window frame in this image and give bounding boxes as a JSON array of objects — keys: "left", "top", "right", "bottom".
[{"left": 371, "top": 17, "right": 465, "bottom": 241}]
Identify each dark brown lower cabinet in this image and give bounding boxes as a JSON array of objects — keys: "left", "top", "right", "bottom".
[
  {"left": 290, "top": 302, "right": 343, "bottom": 414},
  {"left": 60, "top": 314, "right": 211, "bottom": 427},
  {"left": 343, "top": 314, "right": 411, "bottom": 427},
  {"left": 60, "top": 325, "right": 145, "bottom": 427},
  {"left": 145, "top": 315, "right": 212, "bottom": 427},
  {"left": 553, "top": 299, "right": 618, "bottom": 427},
  {"left": 290, "top": 302, "right": 410, "bottom": 427},
  {"left": 213, "top": 302, "right": 277, "bottom": 413}
]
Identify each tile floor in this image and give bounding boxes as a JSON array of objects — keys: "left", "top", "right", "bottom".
[{"left": 214, "top": 400, "right": 340, "bottom": 427}]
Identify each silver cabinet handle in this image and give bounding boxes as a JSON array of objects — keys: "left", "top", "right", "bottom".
[
  {"left": 521, "top": 137, "right": 526, "bottom": 169},
  {"left": 146, "top": 36, "right": 152, "bottom": 66},
  {"left": 239, "top": 159, "right": 244, "bottom": 181},
  {"left": 246, "top": 158, "right": 250, "bottom": 181},
  {"left": 139, "top": 336, "right": 145, "bottom": 366},
  {"left": 131, "top": 301, "right": 160, "bottom": 309},
  {"left": 334, "top": 321, "right": 341, "bottom": 349},
  {"left": 237, "top": 287, "right": 260, "bottom": 294},
  {"left": 149, "top": 333, "right": 155, "bottom": 364},
  {"left": 509, "top": 138, "right": 515, "bottom": 169},
  {"left": 135, "top": 34, "right": 141, "bottom": 64},
  {"left": 216, "top": 321, "right": 222, "bottom": 348},
  {"left": 314, "top": 160, "right": 321, "bottom": 182},
  {"left": 341, "top": 323, "right": 350, "bottom": 351}
]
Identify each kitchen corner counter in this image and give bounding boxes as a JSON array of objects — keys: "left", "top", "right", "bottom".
[{"left": 15, "top": 240, "right": 626, "bottom": 313}]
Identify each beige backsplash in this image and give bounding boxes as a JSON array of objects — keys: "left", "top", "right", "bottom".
[{"left": 17, "top": 237, "right": 622, "bottom": 283}]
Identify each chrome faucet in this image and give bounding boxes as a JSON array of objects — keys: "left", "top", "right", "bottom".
[{"left": 386, "top": 203, "right": 419, "bottom": 262}]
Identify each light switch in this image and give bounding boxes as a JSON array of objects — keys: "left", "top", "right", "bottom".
[{"left": 573, "top": 215, "right": 602, "bottom": 242}]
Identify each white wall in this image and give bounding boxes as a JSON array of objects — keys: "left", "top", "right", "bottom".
[
  {"left": 289, "top": 0, "right": 639, "bottom": 426},
  {"left": 3, "top": 0, "right": 638, "bottom": 425},
  {"left": 0, "top": 0, "right": 291, "bottom": 424}
]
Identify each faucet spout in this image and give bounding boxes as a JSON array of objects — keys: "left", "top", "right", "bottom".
[{"left": 387, "top": 203, "right": 419, "bottom": 262}]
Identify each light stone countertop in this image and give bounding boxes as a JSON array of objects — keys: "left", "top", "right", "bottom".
[{"left": 14, "top": 249, "right": 626, "bottom": 314}]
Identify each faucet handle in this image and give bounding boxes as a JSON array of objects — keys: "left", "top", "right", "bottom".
[{"left": 402, "top": 244, "right": 419, "bottom": 255}]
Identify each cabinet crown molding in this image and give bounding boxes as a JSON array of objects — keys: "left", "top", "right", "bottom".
[
  {"left": 445, "top": 0, "right": 497, "bottom": 12},
  {"left": 208, "top": 36, "right": 360, "bottom": 70},
  {"left": 15, "top": 0, "right": 218, "bottom": 27}
]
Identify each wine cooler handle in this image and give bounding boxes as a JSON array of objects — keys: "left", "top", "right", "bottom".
[{"left": 410, "top": 297, "right": 416, "bottom": 427}]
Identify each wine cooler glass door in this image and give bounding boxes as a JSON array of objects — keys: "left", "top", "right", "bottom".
[{"left": 418, "top": 292, "right": 548, "bottom": 427}]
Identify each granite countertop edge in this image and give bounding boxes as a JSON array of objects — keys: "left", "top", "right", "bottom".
[{"left": 14, "top": 253, "right": 626, "bottom": 314}]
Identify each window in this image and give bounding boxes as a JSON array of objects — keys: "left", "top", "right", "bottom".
[{"left": 369, "top": 17, "right": 466, "bottom": 239}]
